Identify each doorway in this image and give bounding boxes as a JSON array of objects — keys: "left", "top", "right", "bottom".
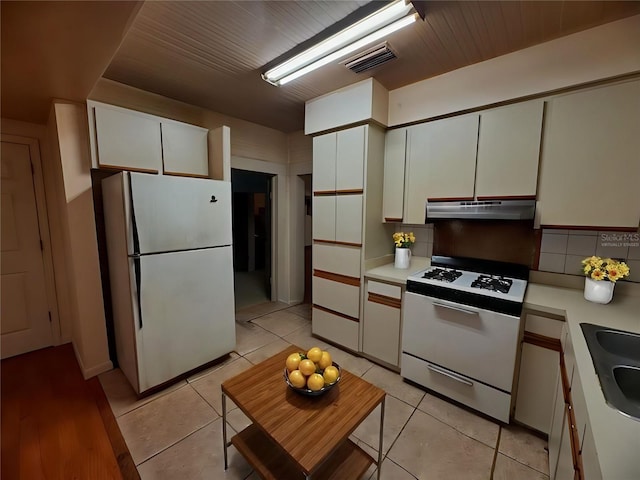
[{"left": 231, "top": 169, "right": 274, "bottom": 310}]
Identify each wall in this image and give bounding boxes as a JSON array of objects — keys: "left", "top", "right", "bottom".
[
  {"left": 46, "top": 101, "right": 112, "bottom": 377},
  {"left": 388, "top": 15, "right": 640, "bottom": 126}
]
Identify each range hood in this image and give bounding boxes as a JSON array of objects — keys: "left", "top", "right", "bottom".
[{"left": 426, "top": 199, "right": 536, "bottom": 221}]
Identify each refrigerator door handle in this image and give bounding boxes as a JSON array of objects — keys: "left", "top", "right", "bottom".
[{"left": 133, "top": 256, "right": 143, "bottom": 329}]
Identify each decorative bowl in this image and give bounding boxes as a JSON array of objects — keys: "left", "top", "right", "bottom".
[{"left": 283, "top": 362, "right": 341, "bottom": 396}]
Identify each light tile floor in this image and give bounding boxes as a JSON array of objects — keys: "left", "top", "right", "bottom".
[{"left": 99, "top": 303, "right": 550, "bottom": 480}]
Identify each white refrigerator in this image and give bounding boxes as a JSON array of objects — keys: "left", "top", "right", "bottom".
[{"left": 102, "top": 172, "right": 236, "bottom": 394}]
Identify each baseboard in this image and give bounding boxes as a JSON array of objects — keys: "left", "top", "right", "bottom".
[{"left": 72, "top": 341, "right": 113, "bottom": 379}]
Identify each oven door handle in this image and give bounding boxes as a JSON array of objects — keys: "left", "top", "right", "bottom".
[
  {"left": 427, "top": 364, "right": 474, "bottom": 386},
  {"left": 432, "top": 300, "right": 478, "bottom": 315}
]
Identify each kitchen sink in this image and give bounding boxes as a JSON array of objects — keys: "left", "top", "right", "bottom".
[{"left": 581, "top": 323, "right": 640, "bottom": 421}]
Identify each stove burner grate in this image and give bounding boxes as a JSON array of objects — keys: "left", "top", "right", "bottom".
[
  {"left": 471, "top": 275, "right": 513, "bottom": 294},
  {"left": 422, "top": 268, "right": 463, "bottom": 283}
]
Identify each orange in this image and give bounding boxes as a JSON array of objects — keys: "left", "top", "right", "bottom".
[
  {"left": 307, "top": 373, "right": 325, "bottom": 391},
  {"left": 285, "top": 353, "right": 303, "bottom": 372},
  {"left": 299, "top": 359, "right": 317, "bottom": 376},
  {"left": 318, "top": 351, "right": 332, "bottom": 370},
  {"left": 306, "top": 347, "right": 323, "bottom": 363},
  {"left": 323, "top": 365, "right": 339, "bottom": 385},
  {"left": 288, "top": 370, "right": 306, "bottom": 389}
]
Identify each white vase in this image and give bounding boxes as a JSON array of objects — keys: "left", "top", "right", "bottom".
[
  {"left": 584, "top": 277, "right": 615, "bottom": 304},
  {"left": 394, "top": 247, "right": 411, "bottom": 269}
]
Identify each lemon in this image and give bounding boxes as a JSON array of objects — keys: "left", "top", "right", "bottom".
[
  {"left": 299, "top": 359, "right": 316, "bottom": 376},
  {"left": 307, "top": 373, "right": 325, "bottom": 391},
  {"left": 318, "top": 351, "right": 332, "bottom": 370},
  {"left": 285, "top": 353, "right": 303, "bottom": 372},
  {"left": 306, "top": 347, "right": 323, "bottom": 363},
  {"left": 288, "top": 370, "right": 306, "bottom": 388},
  {"left": 323, "top": 365, "right": 339, "bottom": 385}
]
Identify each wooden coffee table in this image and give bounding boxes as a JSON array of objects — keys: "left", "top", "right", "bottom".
[{"left": 221, "top": 345, "right": 386, "bottom": 480}]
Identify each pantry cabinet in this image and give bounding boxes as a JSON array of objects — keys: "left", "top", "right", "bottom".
[
  {"left": 475, "top": 101, "right": 544, "bottom": 199},
  {"left": 538, "top": 79, "right": 640, "bottom": 228},
  {"left": 382, "top": 128, "right": 407, "bottom": 222},
  {"left": 362, "top": 280, "right": 403, "bottom": 368},
  {"left": 311, "top": 124, "right": 387, "bottom": 351},
  {"left": 88, "top": 101, "right": 211, "bottom": 177}
]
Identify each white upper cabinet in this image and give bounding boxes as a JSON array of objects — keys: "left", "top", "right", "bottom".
[
  {"left": 161, "top": 121, "right": 209, "bottom": 177},
  {"left": 93, "top": 103, "right": 163, "bottom": 173},
  {"left": 88, "top": 101, "right": 211, "bottom": 178},
  {"left": 312, "top": 133, "right": 337, "bottom": 192},
  {"left": 476, "top": 100, "right": 544, "bottom": 199},
  {"left": 382, "top": 128, "right": 407, "bottom": 222},
  {"left": 336, "top": 125, "right": 365, "bottom": 191},
  {"left": 312, "top": 125, "right": 366, "bottom": 193},
  {"left": 538, "top": 80, "right": 640, "bottom": 228},
  {"left": 404, "top": 114, "right": 479, "bottom": 224}
]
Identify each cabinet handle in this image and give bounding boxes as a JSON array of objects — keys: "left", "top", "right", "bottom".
[
  {"left": 433, "top": 300, "right": 478, "bottom": 315},
  {"left": 427, "top": 364, "right": 473, "bottom": 386}
]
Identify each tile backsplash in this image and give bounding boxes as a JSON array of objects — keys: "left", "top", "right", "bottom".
[
  {"left": 539, "top": 229, "right": 640, "bottom": 282},
  {"left": 395, "top": 224, "right": 433, "bottom": 258}
]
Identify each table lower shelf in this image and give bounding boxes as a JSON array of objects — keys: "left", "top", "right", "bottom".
[{"left": 231, "top": 424, "right": 375, "bottom": 480}]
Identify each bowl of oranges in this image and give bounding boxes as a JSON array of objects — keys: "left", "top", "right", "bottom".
[{"left": 284, "top": 347, "right": 341, "bottom": 396}]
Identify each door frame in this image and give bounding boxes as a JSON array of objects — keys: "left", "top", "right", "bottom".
[{"left": 1, "top": 134, "right": 61, "bottom": 347}]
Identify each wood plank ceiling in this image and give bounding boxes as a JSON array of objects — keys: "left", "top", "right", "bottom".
[{"left": 103, "top": 1, "right": 640, "bottom": 133}]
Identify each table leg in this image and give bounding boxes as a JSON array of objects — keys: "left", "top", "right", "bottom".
[
  {"left": 222, "top": 391, "right": 228, "bottom": 470},
  {"left": 377, "top": 397, "right": 385, "bottom": 480}
]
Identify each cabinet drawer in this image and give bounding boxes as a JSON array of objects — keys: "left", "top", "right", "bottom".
[
  {"left": 313, "top": 275, "right": 360, "bottom": 319},
  {"left": 401, "top": 353, "right": 512, "bottom": 422},
  {"left": 313, "top": 244, "right": 361, "bottom": 278},
  {"left": 363, "top": 299, "right": 401, "bottom": 366},
  {"left": 312, "top": 307, "right": 359, "bottom": 352},
  {"left": 367, "top": 280, "right": 401, "bottom": 299}
]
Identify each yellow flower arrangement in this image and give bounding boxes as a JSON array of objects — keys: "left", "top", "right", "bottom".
[
  {"left": 581, "top": 256, "right": 630, "bottom": 282},
  {"left": 393, "top": 231, "right": 415, "bottom": 248}
]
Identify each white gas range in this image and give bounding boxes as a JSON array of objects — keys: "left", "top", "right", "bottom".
[{"left": 401, "top": 256, "right": 529, "bottom": 422}]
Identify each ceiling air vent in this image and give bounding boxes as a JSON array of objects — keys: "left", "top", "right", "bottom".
[{"left": 342, "top": 42, "right": 397, "bottom": 74}]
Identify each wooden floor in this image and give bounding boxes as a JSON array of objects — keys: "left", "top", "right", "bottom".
[{"left": 1, "top": 344, "right": 138, "bottom": 480}]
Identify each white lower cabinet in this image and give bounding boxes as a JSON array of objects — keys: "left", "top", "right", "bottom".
[
  {"left": 362, "top": 280, "right": 402, "bottom": 367},
  {"left": 554, "top": 407, "right": 575, "bottom": 480},
  {"left": 580, "top": 424, "right": 602, "bottom": 480},
  {"left": 514, "top": 314, "right": 563, "bottom": 434},
  {"left": 312, "top": 307, "right": 359, "bottom": 352}
]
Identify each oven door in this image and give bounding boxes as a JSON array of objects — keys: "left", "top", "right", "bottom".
[{"left": 402, "top": 291, "right": 521, "bottom": 392}]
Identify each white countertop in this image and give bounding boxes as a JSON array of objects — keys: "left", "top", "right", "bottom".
[
  {"left": 524, "top": 284, "right": 640, "bottom": 480},
  {"left": 364, "top": 256, "right": 431, "bottom": 285}
]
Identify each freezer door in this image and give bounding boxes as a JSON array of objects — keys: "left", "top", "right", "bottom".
[
  {"left": 129, "top": 173, "right": 232, "bottom": 254},
  {"left": 133, "top": 246, "right": 236, "bottom": 392}
]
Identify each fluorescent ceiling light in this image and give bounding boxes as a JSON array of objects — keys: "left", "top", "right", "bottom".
[{"left": 263, "top": 0, "right": 416, "bottom": 86}]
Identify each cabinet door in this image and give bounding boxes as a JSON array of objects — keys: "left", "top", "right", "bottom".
[
  {"left": 363, "top": 291, "right": 401, "bottom": 366},
  {"left": 161, "top": 121, "right": 208, "bottom": 177},
  {"left": 580, "top": 423, "right": 602, "bottom": 480},
  {"left": 539, "top": 80, "right": 640, "bottom": 228},
  {"left": 514, "top": 343, "right": 560, "bottom": 434},
  {"left": 335, "top": 195, "right": 363, "bottom": 245},
  {"left": 382, "top": 128, "right": 407, "bottom": 222},
  {"left": 335, "top": 125, "right": 365, "bottom": 191},
  {"left": 94, "top": 105, "right": 162, "bottom": 172},
  {"left": 476, "top": 101, "right": 543, "bottom": 198},
  {"left": 404, "top": 115, "right": 479, "bottom": 223},
  {"left": 549, "top": 364, "right": 566, "bottom": 478},
  {"left": 312, "top": 196, "right": 336, "bottom": 242},
  {"left": 313, "top": 133, "right": 336, "bottom": 192},
  {"left": 554, "top": 408, "right": 576, "bottom": 480}
]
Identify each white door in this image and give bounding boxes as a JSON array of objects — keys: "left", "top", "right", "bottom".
[
  {"left": 135, "top": 246, "right": 236, "bottom": 392},
  {"left": 1, "top": 141, "right": 52, "bottom": 358},
  {"left": 128, "top": 173, "right": 232, "bottom": 254}
]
